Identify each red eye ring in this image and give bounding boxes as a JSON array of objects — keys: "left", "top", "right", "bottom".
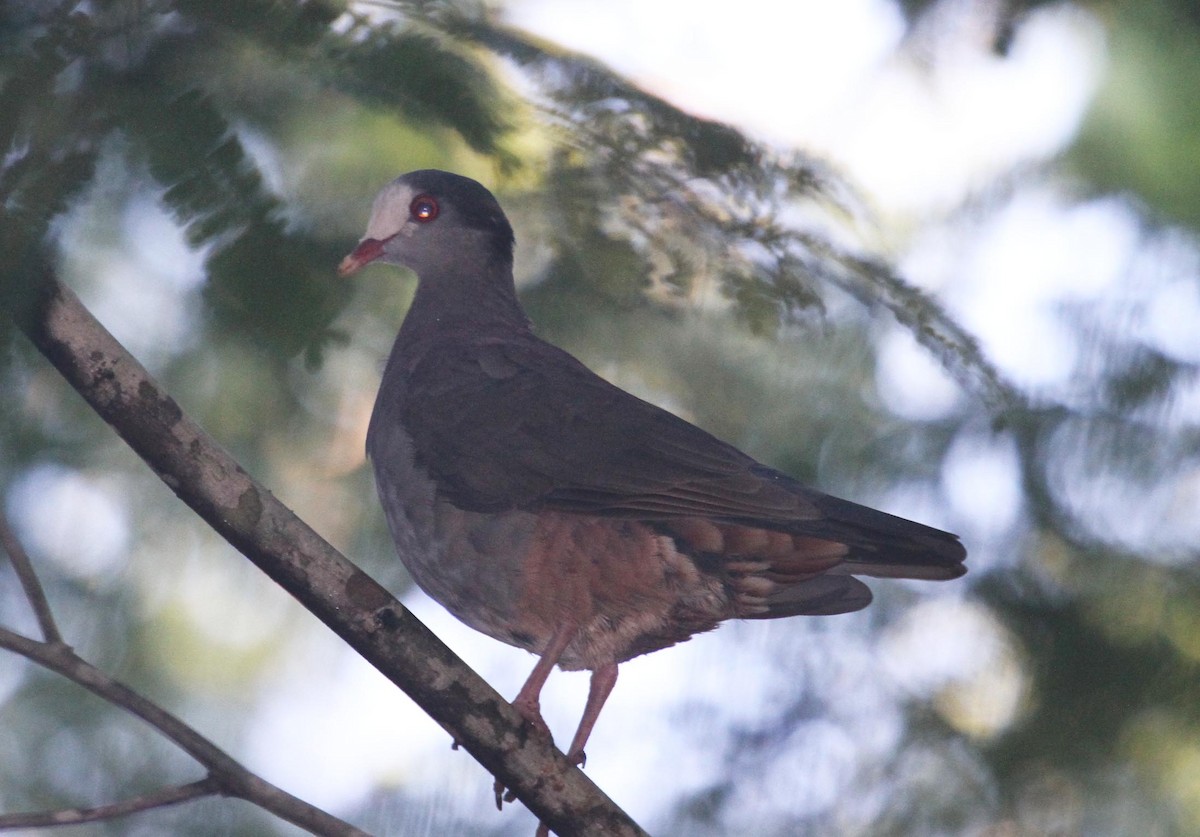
[{"left": 410, "top": 194, "right": 439, "bottom": 222}]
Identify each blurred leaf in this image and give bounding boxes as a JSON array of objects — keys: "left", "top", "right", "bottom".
[
  {"left": 0, "top": 9, "right": 103, "bottom": 344},
  {"left": 450, "top": 16, "right": 758, "bottom": 174},
  {"left": 173, "top": 0, "right": 343, "bottom": 52},
  {"left": 111, "top": 80, "right": 348, "bottom": 358},
  {"left": 327, "top": 23, "right": 510, "bottom": 156},
  {"left": 202, "top": 226, "right": 349, "bottom": 360},
  {"left": 1072, "top": 0, "right": 1200, "bottom": 227},
  {"left": 177, "top": 0, "right": 512, "bottom": 155},
  {"left": 1102, "top": 346, "right": 1190, "bottom": 409}
]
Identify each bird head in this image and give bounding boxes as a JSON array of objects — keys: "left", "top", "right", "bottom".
[{"left": 338, "top": 169, "right": 515, "bottom": 278}]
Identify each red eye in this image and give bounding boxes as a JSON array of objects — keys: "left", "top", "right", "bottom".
[{"left": 410, "top": 194, "right": 439, "bottom": 222}]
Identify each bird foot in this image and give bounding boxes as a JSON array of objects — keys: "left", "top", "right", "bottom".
[
  {"left": 512, "top": 696, "right": 552, "bottom": 739},
  {"left": 494, "top": 698, "right": 555, "bottom": 809},
  {"left": 493, "top": 777, "right": 518, "bottom": 810}
]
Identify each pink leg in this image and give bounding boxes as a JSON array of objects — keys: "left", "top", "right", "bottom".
[
  {"left": 565, "top": 663, "right": 619, "bottom": 767},
  {"left": 531, "top": 665, "right": 617, "bottom": 837},
  {"left": 511, "top": 620, "right": 578, "bottom": 733},
  {"left": 495, "top": 621, "right": 578, "bottom": 811}
]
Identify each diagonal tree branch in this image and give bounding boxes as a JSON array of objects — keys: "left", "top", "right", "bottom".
[{"left": 13, "top": 269, "right": 646, "bottom": 837}]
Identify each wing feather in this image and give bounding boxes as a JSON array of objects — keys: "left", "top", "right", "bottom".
[{"left": 375, "top": 328, "right": 965, "bottom": 581}]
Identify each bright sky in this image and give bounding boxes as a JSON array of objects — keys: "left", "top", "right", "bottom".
[{"left": 507, "top": 0, "right": 1103, "bottom": 214}]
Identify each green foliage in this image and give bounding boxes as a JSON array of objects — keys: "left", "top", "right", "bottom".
[
  {"left": 0, "top": 8, "right": 101, "bottom": 332},
  {"left": 327, "top": 25, "right": 510, "bottom": 157},
  {"left": 1072, "top": 0, "right": 1200, "bottom": 227},
  {"left": 111, "top": 82, "right": 345, "bottom": 358}
]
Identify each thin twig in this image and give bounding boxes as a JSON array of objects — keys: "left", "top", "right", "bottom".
[
  {"left": 0, "top": 626, "right": 368, "bottom": 836},
  {"left": 0, "top": 778, "right": 219, "bottom": 829},
  {"left": 0, "top": 508, "right": 62, "bottom": 644}
]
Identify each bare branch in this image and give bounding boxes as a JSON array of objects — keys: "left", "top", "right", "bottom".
[
  {"left": 0, "top": 778, "right": 219, "bottom": 829},
  {"left": 0, "top": 626, "right": 368, "bottom": 836},
  {"left": 0, "top": 480, "right": 359, "bottom": 832},
  {"left": 0, "top": 509, "right": 62, "bottom": 643},
  {"left": 0, "top": 438, "right": 359, "bottom": 833},
  {"left": 14, "top": 270, "right": 647, "bottom": 836}
]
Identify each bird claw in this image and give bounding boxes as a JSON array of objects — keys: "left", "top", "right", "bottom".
[
  {"left": 493, "top": 777, "right": 518, "bottom": 810},
  {"left": 493, "top": 696, "right": 557, "bottom": 810},
  {"left": 512, "top": 697, "right": 552, "bottom": 739}
]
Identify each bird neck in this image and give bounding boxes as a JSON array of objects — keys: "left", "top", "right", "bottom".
[{"left": 398, "top": 257, "right": 531, "bottom": 345}]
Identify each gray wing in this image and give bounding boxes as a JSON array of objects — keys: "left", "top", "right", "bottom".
[{"left": 377, "top": 329, "right": 965, "bottom": 584}]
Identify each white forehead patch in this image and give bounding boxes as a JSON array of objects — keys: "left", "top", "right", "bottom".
[{"left": 363, "top": 179, "right": 417, "bottom": 241}]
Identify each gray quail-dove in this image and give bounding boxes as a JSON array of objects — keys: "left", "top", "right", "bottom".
[{"left": 339, "top": 169, "right": 966, "bottom": 772}]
